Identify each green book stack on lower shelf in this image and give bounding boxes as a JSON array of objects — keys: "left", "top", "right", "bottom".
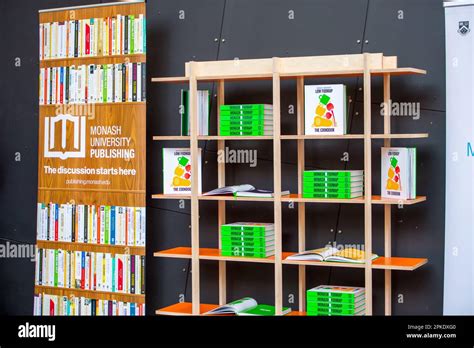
[
  {"left": 303, "top": 170, "right": 364, "bottom": 198},
  {"left": 220, "top": 222, "right": 274, "bottom": 258},
  {"left": 219, "top": 104, "right": 273, "bottom": 136},
  {"left": 307, "top": 285, "right": 366, "bottom": 316}
]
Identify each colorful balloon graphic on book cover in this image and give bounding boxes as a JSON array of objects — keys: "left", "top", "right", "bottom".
[
  {"left": 172, "top": 156, "right": 191, "bottom": 188},
  {"left": 386, "top": 156, "right": 402, "bottom": 191},
  {"left": 312, "top": 93, "right": 337, "bottom": 128}
]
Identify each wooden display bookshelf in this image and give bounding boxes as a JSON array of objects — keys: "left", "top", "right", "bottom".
[{"left": 152, "top": 53, "right": 428, "bottom": 316}]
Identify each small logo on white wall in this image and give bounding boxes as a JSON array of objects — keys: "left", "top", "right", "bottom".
[
  {"left": 44, "top": 114, "right": 86, "bottom": 160},
  {"left": 458, "top": 21, "right": 470, "bottom": 35}
]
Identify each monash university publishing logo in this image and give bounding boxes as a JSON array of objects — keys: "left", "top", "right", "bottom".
[
  {"left": 458, "top": 21, "right": 470, "bottom": 36},
  {"left": 44, "top": 114, "right": 86, "bottom": 160}
]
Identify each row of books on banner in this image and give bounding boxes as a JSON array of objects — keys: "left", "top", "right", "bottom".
[
  {"left": 39, "top": 63, "right": 146, "bottom": 105},
  {"left": 201, "top": 285, "right": 365, "bottom": 316},
  {"left": 162, "top": 148, "right": 417, "bottom": 200},
  {"left": 35, "top": 248, "right": 145, "bottom": 295},
  {"left": 34, "top": 294, "right": 144, "bottom": 316},
  {"left": 39, "top": 15, "right": 146, "bottom": 60},
  {"left": 36, "top": 204, "right": 146, "bottom": 246}
]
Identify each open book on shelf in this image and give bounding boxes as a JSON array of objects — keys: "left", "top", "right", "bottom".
[
  {"left": 287, "top": 246, "right": 378, "bottom": 263},
  {"left": 203, "top": 184, "right": 289, "bottom": 198},
  {"left": 205, "top": 297, "right": 291, "bottom": 316}
]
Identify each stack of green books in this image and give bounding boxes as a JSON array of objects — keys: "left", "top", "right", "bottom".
[
  {"left": 220, "top": 222, "right": 274, "bottom": 258},
  {"left": 307, "top": 285, "right": 365, "bottom": 316},
  {"left": 302, "top": 170, "right": 364, "bottom": 198},
  {"left": 219, "top": 104, "right": 273, "bottom": 136}
]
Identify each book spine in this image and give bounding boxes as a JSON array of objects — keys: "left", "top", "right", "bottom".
[
  {"left": 130, "top": 15, "right": 134, "bottom": 54},
  {"left": 130, "top": 254, "right": 135, "bottom": 294},
  {"left": 132, "top": 63, "right": 137, "bottom": 102},
  {"left": 85, "top": 21, "right": 90, "bottom": 56},
  {"left": 141, "top": 63, "right": 146, "bottom": 101},
  {"left": 110, "top": 206, "right": 115, "bottom": 245},
  {"left": 80, "top": 251, "right": 85, "bottom": 289},
  {"left": 141, "top": 255, "right": 145, "bottom": 294},
  {"left": 124, "top": 16, "right": 128, "bottom": 54}
]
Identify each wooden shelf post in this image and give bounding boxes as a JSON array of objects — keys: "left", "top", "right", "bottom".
[
  {"left": 217, "top": 80, "right": 227, "bottom": 305},
  {"left": 363, "top": 53, "right": 373, "bottom": 315},
  {"left": 383, "top": 73, "right": 392, "bottom": 315},
  {"left": 296, "top": 76, "right": 306, "bottom": 312},
  {"left": 189, "top": 62, "right": 201, "bottom": 315},
  {"left": 272, "top": 58, "right": 283, "bottom": 315}
]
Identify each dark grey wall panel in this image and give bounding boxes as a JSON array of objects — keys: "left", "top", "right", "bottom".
[{"left": 362, "top": 0, "right": 446, "bottom": 111}]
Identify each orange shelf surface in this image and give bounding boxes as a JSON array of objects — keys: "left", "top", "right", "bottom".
[
  {"left": 152, "top": 194, "right": 276, "bottom": 202},
  {"left": 156, "top": 302, "right": 219, "bottom": 315},
  {"left": 155, "top": 302, "right": 306, "bottom": 316},
  {"left": 152, "top": 193, "right": 426, "bottom": 205},
  {"left": 282, "top": 255, "right": 427, "bottom": 271},
  {"left": 154, "top": 247, "right": 427, "bottom": 270},
  {"left": 281, "top": 194, "right": 426, "bottom": 205},
  {"left": 154, "top": 247, "right": 293, "bottom": 264}
]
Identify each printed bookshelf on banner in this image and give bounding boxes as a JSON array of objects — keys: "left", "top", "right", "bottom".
[
  {"left": 36, "top": 203, "right": 146, "bottom": 246},
  {"left": 39, "top": 14, "right": 146, "bottom": 60},
  {"left": 35, "top": 248, "right": 145, "bottom": 295},
  {"left": 39, "top": 63, "right": 146, "bottom": 105},
  {"left": 34, "top": 294, "right": 144, "bottom": 316}
]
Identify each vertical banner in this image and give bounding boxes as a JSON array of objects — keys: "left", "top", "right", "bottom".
[
  {"left": 34, "top": 1, "right": 146, "bottom": 315},
  {"left": 444, "top": 1, "right": 474, "bottom": 315}
]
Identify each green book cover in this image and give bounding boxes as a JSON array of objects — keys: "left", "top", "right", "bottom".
[
  {"left": 221, "top": 236, "right": 273, "bottom": 247},
  {"left": 302, "top": 191, "right": 363, "bottom": 199},
  {"left": 303, "top": 186, "right": 364, "bottom": 194},
  {"left": 130, "top": 15, "right": 135, "bottom": 54},
  {"left": 221, "top": 250, "right": 273, "bottom": 258},
  {"left": 220, "top": 124, "right": 272, "bottom": 131},
  {"left": 221, "top": 229, "right": 272, "bottom": 238},
  {"left": 220, "top": 119, "right": 273, "bottom": 127},
  {"left": 220, "top": 109, "right": 273, "bottom": 117},
  {"left": 303, "top": 181, "right": 363, "bottom": 189},
  {"left": 221, "top": 244, "right": 275, "bottom": 252},
  {"left": 221, "top": 222, "right": 273, "bottom": 231},
  {"left": 54, "top": 249, "right": 58, "bottom": 287},
  {"left": 238, "top": 304, "right": 291, "bottom": 316},
  {"left": 219, "top": 129, "right": 269, "bottom": 136},
  {"left": 220, "top": 104, "right": 273, "bottom": 112},
  {"left": 303, "top": 170, "right": 364, "bottom": 178}
]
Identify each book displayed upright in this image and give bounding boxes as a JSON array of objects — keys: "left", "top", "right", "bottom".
[
  {"left": 163, "top": 148, "right": 202, "bottom": 195},
  {"left": 304, "top": 84, "right": 347, "bottom": 135},
  {"left": 381, "top": 147, "right": 417, "bottom": 200}
]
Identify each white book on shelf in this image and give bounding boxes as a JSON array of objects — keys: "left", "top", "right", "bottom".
[
  {"left": 381, "top": 147, "right": 417, "bottom": 200},
  {"left": 163, "top": 148, "right": 202, "bottom": 195}
]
